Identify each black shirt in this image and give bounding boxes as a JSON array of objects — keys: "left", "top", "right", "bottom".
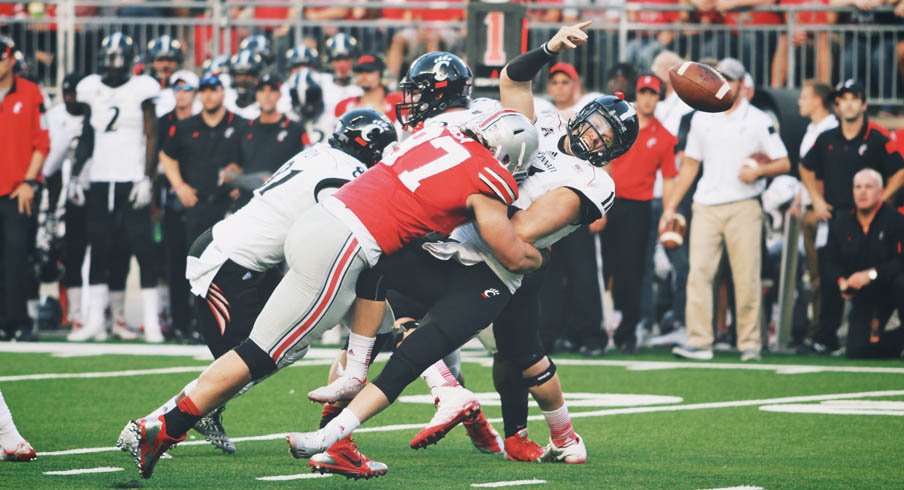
[
  {"left": 162, "top": 111, "right": 246, "bottom": 198},
  {"left": 157, "top": 110, "right": 182, "bottom": 151},
  {"left": 241, "top": 115, "right": 305, "bottom": 174},
  {"left": 801, "top": 119, "right": 904, "bottom": 209},
  {"left": 823, "top": 204, "right": 904, "bottom": 284}
]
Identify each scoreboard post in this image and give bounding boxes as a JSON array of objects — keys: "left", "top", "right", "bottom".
[{"left": 466, "top": 1, "right": 527, "bottom": 98}]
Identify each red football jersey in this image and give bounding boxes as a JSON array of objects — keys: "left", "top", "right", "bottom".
[{"left": 334, "top": 125, "right": 518, "bottom": 255}]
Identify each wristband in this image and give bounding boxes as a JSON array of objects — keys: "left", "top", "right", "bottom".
[{"left": 23, "top": 179, "right": 39, "bottom": 187}]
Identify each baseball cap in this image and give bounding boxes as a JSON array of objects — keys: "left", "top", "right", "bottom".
[
  {"left": 198, "top": 74, "right": 223, "bottom": 90},
  {"left": 353, "top": 53, "right": 385, "bottom": 73},
  {"left": 169, "top": 69, "right": 199, "bottom": 90},
  {"left": 0, "top": 35, "right": 13, "bottom": 61},
  {"left": 256, "top": 73, "right": 282, "bottom": 90},
  {"left": 833, "top": 78, "right": 866, "bottom": 100},
  {"left": 549, "top": 62, "right": 579, "bottom": 80},
  {"left": 716, "top": 57, "right": 745, "bottom": 81},
  {"left": 61, "top": 73, "right": 83, "bottom": 94},
  {"left": 636, "top": 74, "right": 662, "bottom": 94}
]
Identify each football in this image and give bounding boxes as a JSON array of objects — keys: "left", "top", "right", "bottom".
[
  {"left": 742, "top": 152, "right": 770, "bottom": 169},
  {"left": 669, "top": 61, "right": 736, "bottom": 113},
  {"left": 659, "top": 213, "right": 687, "bottom": 249}
]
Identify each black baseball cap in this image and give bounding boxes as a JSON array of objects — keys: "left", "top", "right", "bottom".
[
  {"left": 353, "top": 53, "right": 385, "bottom": 73},
  {"left": 833, "top": 79, "right": 866, "bottom": 100},
  {"left": 198, "top": 74, "right": 223, "bottom": 90},
  {"left": 61, "top": 73, "right": 83, "bottom": 94},
  {"left": 256, "top": 73, "right": 281, "bottom": 90}
]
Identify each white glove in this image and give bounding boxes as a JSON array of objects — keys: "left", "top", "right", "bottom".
[
  {"left": 129, "top": 177, "right": 153, "bottom": 209},
  {"left": 68, "top": 177, "right": 87, "bottom": 206}
]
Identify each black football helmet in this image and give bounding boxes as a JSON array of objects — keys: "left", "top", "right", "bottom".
[
  {"left": 230, "top": 49, "right": 263, "bottom": 77},
  {"left": 99, "top": 32, "right": 135, "bottom": 83},
  {"left": 566, "top": 94, "right": 639, "bottom": 167},
  {"left": 324, "top": 33, "right": 358, "bottom": 62},
  {"left": 147, "top": 35, "right": 184, "bottom": 63},
  {"left": 239, "top": 34, "right": 273, "bottom": 66},
  {"left": 395, "top": 52, "right": 472, "bottom": 128},
  {"left": 286, "top": 45, "right": 319, "bottom": 70},
  {"left": 201, "top": 54, "right": 230, "bottom": 77},
  {"left": 329, "top": 109, "right": 398, "bottom": 168}
]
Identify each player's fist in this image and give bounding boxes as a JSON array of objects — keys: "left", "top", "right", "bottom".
[{"left": 546, "top": 21, "right": 592, "bottom": 53}]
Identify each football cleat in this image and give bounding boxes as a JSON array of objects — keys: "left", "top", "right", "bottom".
[
  {"left": 287, "top": 430, "right": 331, "bottom": 459},
  {"left": 543, "top": 433, "right": 587, "bottom": 464},
  {"left": 309, "top": 437, "right": 388, "bottom": 480},
  {"left": 307, "top": 375, "right": 366, "bottom": 403},
  {"left": 118, "top": 417, "right": 186, "bottom": 479},
  {"left": 2, "top": 440, "right": 37, "bottom": 461},
  {"left": 192, "top": 406, "right": 235, "bottom": 454},
  {"left": 463, "top": 408, "right": 504, "bottom": 454},
  {"left": 503, "top": 429, "right": 545, "bottom": 462},
  {"left": 409, "top": 386, "right": 480, "bottom": 450},
  {"left": 112, "top": 319, "right": 140, "bottom": 341}
]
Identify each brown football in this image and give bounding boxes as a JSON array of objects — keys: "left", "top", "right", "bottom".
[
  {"left": 669, "top": 61, "right": 736, "bottom": 113},
  {"left": 659, "top": 213, "right": 687, "bottom": 249}
]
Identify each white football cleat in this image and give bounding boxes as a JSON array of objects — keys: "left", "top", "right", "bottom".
[
  {"left": 66, "top": 321, "right": 107, "bottom": 342},
  {"left": 112, "top": 319, "right": 140, "bottom": 341},
  {"left": 544, "top": 433, "right": 587, "bottom": 464},
  {"left": 2, "top": 440, "right": 37, "bottom": 461},
  {"left": 409, "top": 386, "right": 480, "bottom": 449},
  {"left": 308, "top": 375, "right": 366, "bottom": 403},
  {"left": 287, "top": 430, "right": 330, "bottom": 459}
]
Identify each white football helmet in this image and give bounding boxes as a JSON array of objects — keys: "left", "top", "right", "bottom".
[{"left": 463, "top": 110, "right": 538, "bottom": 182}]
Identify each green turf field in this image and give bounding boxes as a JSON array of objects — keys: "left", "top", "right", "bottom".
[{"left": 1, "top": 346, "right": 903, "bottom": 489}]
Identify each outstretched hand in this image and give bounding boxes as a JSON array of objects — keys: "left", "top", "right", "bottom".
[{"left": 546, "top": 20, "right": 592, "bottom": 54}]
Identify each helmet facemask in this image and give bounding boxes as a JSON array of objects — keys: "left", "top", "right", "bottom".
[{"left": 567, "top": 101, "right": 634, "bottom": 167}]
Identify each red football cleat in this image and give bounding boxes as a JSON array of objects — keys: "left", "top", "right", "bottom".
[
  {"left": 118, "top": 417, "right": 186, "bottom": 479},
  {"left": 409, "top": 386, "right": 480, "bottom": 449},
  {"left": 463, "top": 408, "right": 504, "bottom": 454},
  {"left": 2, "top": 440, "right": 37, "bottom": 462},
  {"left": 309, "top": 437, "right": 388, "bottom": 480},
  {"left": 504, "top": 429, "right": 546, "bottom": 462}
]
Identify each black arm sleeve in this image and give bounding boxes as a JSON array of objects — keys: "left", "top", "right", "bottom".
[{"left": 505, "top": 44, "right": 556, "bottom": 82}]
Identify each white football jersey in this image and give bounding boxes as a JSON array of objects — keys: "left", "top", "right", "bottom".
[
  {"left": 316, "top": 74, "right": 364, "bottom": 143},
  {"left": 44, "top": 104, "right": 87, "bottom": 177},
  {"left": 211, "top": 143, "right": 367, "bottom": 273},
  {"left": 423, "top": 110, "right": 615, "bottom": 292},
  {"left": 76, "top": 74, "right": 160, "bottom": 182},
  {"left": 424, "top": 97, "right": 502, "bottom": 129}
]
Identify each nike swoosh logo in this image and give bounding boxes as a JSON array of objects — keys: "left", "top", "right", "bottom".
[{"left": 341, "top": 453, "right": 363, "bottom": 468}]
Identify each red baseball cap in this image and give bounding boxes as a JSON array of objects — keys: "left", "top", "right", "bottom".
[
  {"left": 549, "top": 62, "right": 579, "bottom": 80},
  {"left": 636, "top": 74, "right": 662, "bottom": 94}
]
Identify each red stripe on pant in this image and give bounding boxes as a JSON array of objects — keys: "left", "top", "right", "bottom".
[{"left": 271, "top": 237, "right": 359, "bottom": 362}]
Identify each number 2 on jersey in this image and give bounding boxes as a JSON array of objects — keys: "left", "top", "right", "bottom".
[
  {"left": 105, "top": 106, "right": 121, "bottom": 132},
  {"left": 397, "top": 136, "right": 470, "bottom": 192}
]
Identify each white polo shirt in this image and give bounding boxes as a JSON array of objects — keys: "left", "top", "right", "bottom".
[{"left": 684, "top": 98, "right": 788, "bottom": 206}]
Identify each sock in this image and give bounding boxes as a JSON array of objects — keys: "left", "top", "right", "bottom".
[
  {"left": 321, "top": 409, "right": 360, "bottom": 448},
  {"left": 320, "top": 404, "right": 343, "bottom": 429},
  {"left": 27, "top": 299, "right": 38, "bottom": 323},
  {"left": 86, "top": 284, "right": 109, "bottom": 334},
  {"left": 147, "top": 379, "right": 198, "bottom": 421},
  {"left": 492, "top": 354, "right": 529, "bottom": 438},
  {"left": 141, "top": 288, "right": 162, "bottom": 336},
  {"left": 162, "top": 396, "right": 203, "bottom": 439},
  {"left": 109, "top": 290, "right": 126, "bottom": 327},
  {"left": 0, "top": 390, "right": 25, "bottom": 448},
  {"left": 421, "top": 360, "right": 461, "bottom": 395},
  {"left": 344, "top": 333, "right": 375, "bottom": 381},
  {"left": 67, "top": 287, "right": 82, "bottom": 324},
  {"left": 542, "top": 404, "right": 577, "bottom": 448}
]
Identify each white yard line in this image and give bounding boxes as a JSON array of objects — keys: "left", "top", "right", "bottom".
[
  {"left": 700, "top": 486, "right": 764, "bottom": 490},
  {"left": 471, "top": 479, "right": 546, "bottom": 488},
  {"left": 256, "top": 473, "right": 333, "bottom": 481},
  {"left": 43, "top": 467, "right": 124, "bottom": 475},
  {"left": 36, "top": 389, "right": 904, "bottom": 458}
]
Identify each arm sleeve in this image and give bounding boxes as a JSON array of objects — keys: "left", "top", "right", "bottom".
[
  {"left": 43, "top": 109, "right": 68, "bottom": 177},
  {"left": 32, "top": 88, "right": 50, "bottom": 157},
  {"left": 761, "top": 123, "right": 789, "bottom": 160},
  {"left": 475, "top": 161, "right": 519, "bottom": 205},
  {"left": 881, "top": 135, "right": 904, "bottom": 176},
  {"left": 161, "top": 123, "right": 182, "bottom": 161}
]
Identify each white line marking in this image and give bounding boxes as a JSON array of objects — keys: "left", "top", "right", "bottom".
[
  {"left": 37, "top": 390, "right": 904, "bottom": 458},
  {"left": 701, "top": 486, "right": 764, "bottom": 490},
  {"left": 471, "top": 479, "right": 546, "bottom": 488},
  {"left": 257, "top": 473, "right": 333, "bottom": 481},
  {"left": 545, "top": 358, "right": 904, "bottom": 375},
  {"left": 43, "top": 467, "right": 125, "bottom": 476},
  {"left": 759, "top": 404, "right": 904, "bottom": 416}
]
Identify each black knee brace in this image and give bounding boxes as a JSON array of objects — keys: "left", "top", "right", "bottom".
[
  {"left": 235, "top": 338, "right": 277, "bottom": 381},
  {"left": 521, "top": 356, "right": 557, "bottom": 388}
]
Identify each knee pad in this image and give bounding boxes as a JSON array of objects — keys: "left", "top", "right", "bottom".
[
  {"left": 235, "top": 338, "right": 277, "bottom": 382},
  {"left": 521, "top": 356, "right": 557, "bottom": 388}
]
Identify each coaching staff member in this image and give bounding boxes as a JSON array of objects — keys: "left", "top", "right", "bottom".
[
  {"left": 823, "top": 169, "right": 904, "bottom": 359},
  {"left": 0, "top": 36, "right": 49, "bottom": 340},
  {"left": 799, "top": 79, "right": 904, "bottom": 353},
  {"left": 604, "top": 74, "right": 677, "bottom": 352},
  {"left": 161, "top": 74, "right": 246, "bottom": 244}
]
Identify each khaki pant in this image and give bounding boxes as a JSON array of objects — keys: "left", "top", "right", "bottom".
[
  {"left": 800, "top": 209, "right": 821, "bottom": 338},
  {"left": 686, "top": 199, "right": 763, "bottom": 352}
]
